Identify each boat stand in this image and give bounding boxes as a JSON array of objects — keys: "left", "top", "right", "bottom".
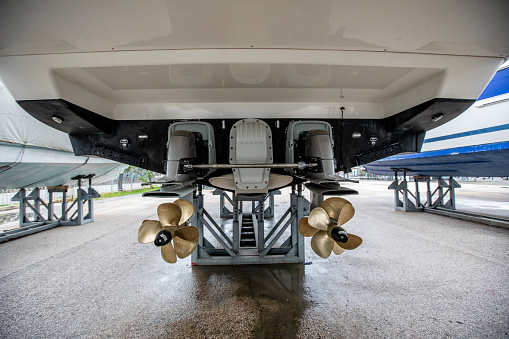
[
  {"left": 388, "top": 169, "right": 460, "bottom": 212},
  {"left": 388, "top": 169, "right": 509, "bottom": 228},
  {"left": 191, "top": 184, "right": 308, "bottom": 265},
  {"left": 0, "top": 175, "right": 100, "bottom": 242}
]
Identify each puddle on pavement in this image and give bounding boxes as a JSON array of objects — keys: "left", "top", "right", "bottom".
[{"left": 160, "top": 264, "right": 308, "bottom": 338}]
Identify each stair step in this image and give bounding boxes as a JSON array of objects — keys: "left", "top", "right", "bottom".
[{"left": 240, "top": 214, "right": 257, "bottom": 247}]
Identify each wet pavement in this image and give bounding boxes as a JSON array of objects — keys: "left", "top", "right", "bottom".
[{"left": 0, "top": 181, "right": 508, "bottom": 338}]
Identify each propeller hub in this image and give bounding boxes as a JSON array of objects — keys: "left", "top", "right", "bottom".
[
  {"left": 154, "top": 230, "right": 172, "bottom": 247},
  {"left": 331, "top": 226, "right": 348, "bottom": 243}
]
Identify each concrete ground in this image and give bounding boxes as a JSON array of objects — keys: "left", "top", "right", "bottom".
[{"left": 0, "top": 181, "right": 508, "bottom": 338}]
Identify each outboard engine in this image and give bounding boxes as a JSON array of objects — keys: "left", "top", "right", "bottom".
[
  {"left": 166, "top": 130, "right": 197, "bottom": 182},
  {"left": 165, "top": 121, "right": 216, "bottom": 182},
  {"left": 285, "top": 121, "right": 336, "bottom": 180},
  {"left": 303, "top": 129, "right": 336, "bottom": 180}
]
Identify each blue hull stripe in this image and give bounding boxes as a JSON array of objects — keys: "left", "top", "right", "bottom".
[
  {"left": 478, "top": 67, "right": 509, "bottom": 100},
  {"left": 423, "top": 123, "right": 509, "bottom": 144},
  {"left": 377, "top": 141, "right": 509, "bottom": 162},
  {"left": 364, "top": 141, "right": 509, "bottom": 177}
]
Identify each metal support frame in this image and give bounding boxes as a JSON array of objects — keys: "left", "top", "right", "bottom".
[
  {"left": 388, "top": 169, "right": 460, "bottom": 212},
  {"left": 0, "top": 175, "right": 100, "bottom": 242},
  {"left": 212, "top": 189, "right": 235, "bottom": 218},
  {"left": 387, "top": 170, "right": 509, "bottom": 228},
  {"left": 388, "top": 169, "right": 422, "bottom": 212},
  {"left": 191, "top": 185, "right": 308, "bottom": 265},
  {"left": 213, "top": 189, "right": 280, "bottom": 219},
  {"left": 232, "top": 194, "right": 264, "bottom": 253},
  {"left": 252, "top": 190, "right": 281, "bottom": 219},
  {"left": 427, "top": 177, "right": 460, "bottom": 209}
]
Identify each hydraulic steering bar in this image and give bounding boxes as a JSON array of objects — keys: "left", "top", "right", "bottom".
[{"left": 183, "top": 161, "right": 316, "bottom": 170}]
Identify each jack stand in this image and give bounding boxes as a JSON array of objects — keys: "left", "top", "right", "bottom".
[
  {"left": 388, "top": 169, "right": 423, "bottom": 212},
  {"left": 191, "top": 184, "right": 309, "bottom": 265},
  {"left": 65, "top": 175, "right": 101, "bottom": 225},
  {"left": 387, "top": 171, "right": 509, "bottom": 228},
  {"left": 1, "top": 174, "right": 100, "bottom": 242},
  {"left": 388, "top": 169, "right": 461, "bottom": 212},
  {"left": 426, "top": 177, "right": 460, "bottom": 210}
]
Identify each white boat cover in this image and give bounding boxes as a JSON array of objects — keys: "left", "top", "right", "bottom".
[
  {"left": 0, "top": 79, "right": 128, "bottom": 188},
  {"left": 0, "top": 79, "right": 72, "bottom": 151},
  {"left": 0, "top": 142, "right": 127, "bottom": 188}
]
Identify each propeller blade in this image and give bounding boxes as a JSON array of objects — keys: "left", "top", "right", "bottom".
[
  {"left": 337, "top": 204, "right": 355, "bottom": 226},
  {"left": 308, "top": 207, "right": 329, "bottom": 230},
  {"left": 173, "top": 226, "right": 199, "bottom": 258},
  {"left": 173, "top": 239, "right": 198, "bottom": 259},
  {"left": 174, "top": 226, "right": 199, "bottom": 242},
  {"left": 173, "top": 237, "right": 198, "bottom": 259},
  {"left": 298, "top": 217, "right": 319, "bottom": 237},
  {"left": 311, "top": 230, "right": 334, "bottom": 258},
  {"left": 173, "top": 199, "right": 195, "bottom": 225},
  {"left": 337, "top": 233, "right": 363, "bottom": 250},
  {"left": 157, "top": 203, "right": 182, "bottom": 227},
  {"left": 333, "top": 242, "right": 346, "bottom": 255},
  {"left": 138, "top": 220, "right": 163, "bottom": 244},
  {"left": 161, "top": 243, "right": 178, "bottom": 263},
  {"left": 320, "top": 197, "right": 352, "bottom": 220}
]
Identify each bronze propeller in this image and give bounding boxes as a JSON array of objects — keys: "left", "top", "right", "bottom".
[
  {"left": 138, "top": 199, "right": 199, "bottom": 263},
  {"left": 299, "top": 197, "right": 362, "bottom": 258}
]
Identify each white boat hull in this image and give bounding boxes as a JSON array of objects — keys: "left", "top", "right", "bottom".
[
  {"left": 365, "top": 66, "right": 509, "bottom": 177},
  {"left": 1, "top": 1, "right": 508, "bottom": 176}
]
